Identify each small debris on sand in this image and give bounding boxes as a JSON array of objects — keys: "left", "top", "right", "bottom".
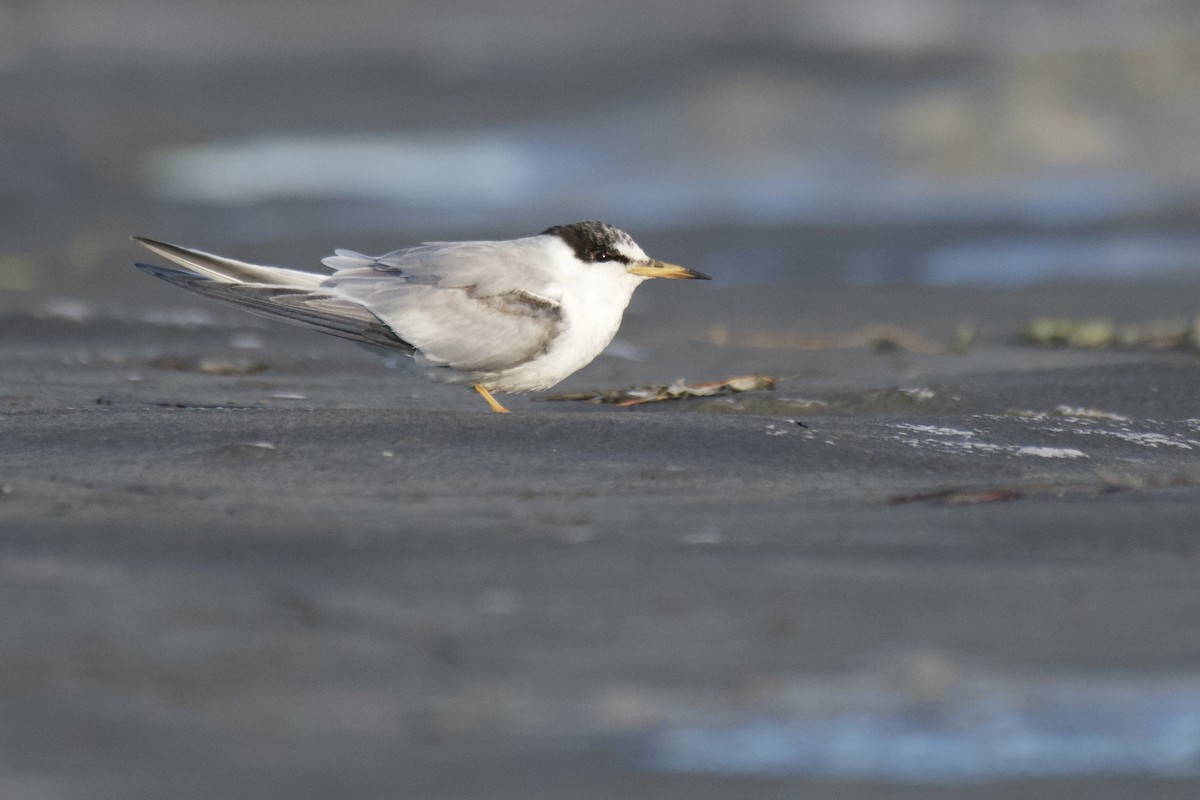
[
  {"left": 546, "top": 374, "right": 777, "bottom": 407},
  {"left": 1022, "top": 315, "right": 1200, "bottom": 351},
  {"left": 1006, "top": 406, "right": 1131, "bottom": 422},
  {"left": 889, "top": 487, "right": 1026, "bottom": 506},
  {"left": 707, "top": 323, "right": 974, "bottom": 354},
  {"left": 144, "top": 357, "right": 269, "bottom": 375}
]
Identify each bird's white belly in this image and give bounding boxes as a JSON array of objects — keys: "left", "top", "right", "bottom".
[
  {"left": 483, "top": 274, "right": 638, "bottom": 393},
  {"left": 486, "top": 313, "right": 620, "bottom": 392}
]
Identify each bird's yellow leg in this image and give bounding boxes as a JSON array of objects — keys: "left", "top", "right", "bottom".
[{"left": 473, "top": 384, "right": 511, "bottom": 413}]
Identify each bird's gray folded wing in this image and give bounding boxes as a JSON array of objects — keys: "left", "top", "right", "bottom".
[
  {"left": 324, "top": 269, "right": 563, "bottom": 373},
  {"left": 136, "top": 263, "right": 413, "bottom": 353},
  {"left": 324, "top": 238, "right": 557, "bottom": 297}
]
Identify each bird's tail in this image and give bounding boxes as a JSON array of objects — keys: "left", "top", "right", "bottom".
[
  {"left": 132, "top": 236, "right": 327, "bottom": 289},
  {"left": 132, "top": 237, "right": 414, "bottom": 354}
]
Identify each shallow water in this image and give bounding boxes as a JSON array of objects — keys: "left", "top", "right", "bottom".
[
  {"left": 144, "top": 131, "right": 1200, "bottom": 287},
  {"left": 635, "top": 675, "right": 1200, "bottom": 781}
]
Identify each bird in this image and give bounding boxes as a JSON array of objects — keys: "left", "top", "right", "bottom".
[{"left": 132, "top": 221, "right": 709, "bottom": 412}]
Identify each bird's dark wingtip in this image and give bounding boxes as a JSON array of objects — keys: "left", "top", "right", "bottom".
[{"left": 134, "top": 262, "right": 199, "bottom": 284}]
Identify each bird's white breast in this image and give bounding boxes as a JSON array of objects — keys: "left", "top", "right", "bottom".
[{"left": 485, "top": 248, "right": 643, "bottom": 393}]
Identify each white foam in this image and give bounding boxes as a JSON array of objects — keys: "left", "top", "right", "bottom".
[{"left": 1014, "top": 446, "right": 1088, "bottom": 459}]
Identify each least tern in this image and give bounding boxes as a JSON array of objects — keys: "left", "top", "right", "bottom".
[{"left": 133, "top": 222, "right": 709, "bottom": 412}]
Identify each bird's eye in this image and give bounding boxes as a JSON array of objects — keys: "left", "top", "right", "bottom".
[{"left": 595, "top": 251, "right": 612, "bottom": 262}]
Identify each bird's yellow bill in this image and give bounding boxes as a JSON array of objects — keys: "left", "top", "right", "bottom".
[{"left": 628, "top": 260, "right": 711, "bottom": 280}]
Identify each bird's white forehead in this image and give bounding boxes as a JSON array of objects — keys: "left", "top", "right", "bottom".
[{"left": 613, "top": 237, "right": 648, "bottom": 261}]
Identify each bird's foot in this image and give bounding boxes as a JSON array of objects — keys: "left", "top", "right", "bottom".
[{"left": 473, "top": 384, "right": 511, "bottom": 413}]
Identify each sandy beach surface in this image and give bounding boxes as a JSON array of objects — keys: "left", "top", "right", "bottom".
[
  {"left": 5, "top": 278, "right": 1200, "bottom": 799},
  {"left": 6, "top": 3, "right": 1200, "bottom": 794}
]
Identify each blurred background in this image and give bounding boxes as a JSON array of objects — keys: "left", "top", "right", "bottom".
[{"left": 2, "top": 0, "right": 1200, "bottom": 297}]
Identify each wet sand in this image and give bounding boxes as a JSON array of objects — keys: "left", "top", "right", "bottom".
[
  {"left": 6, "top": 7, "right": 1200, "bottom": 790},
  {"left": 4, "top": 279, "right": 1200, "bottom": 798}
]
